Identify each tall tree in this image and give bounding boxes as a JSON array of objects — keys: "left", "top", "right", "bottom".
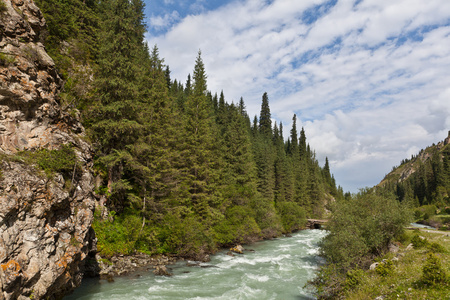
[
  {"left": 89, "top": 0, "right": 149, "bottom": 209},
  {"left": 182, "top": 51, "right": 222, "bottom": 219},
  {"left": 259, "top": 92, "right": 272, "bottom": 137}
]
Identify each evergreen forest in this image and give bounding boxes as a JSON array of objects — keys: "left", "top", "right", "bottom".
[
  {"left": 34, "top": 0, "right": 344, "bottom": 258},
  {"left": 379, "top": 141, "right": 450, "bottom": 210}
]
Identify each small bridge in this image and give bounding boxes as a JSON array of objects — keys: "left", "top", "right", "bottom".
[{"left": 307, "top": 219, "right": 328, "bottom": 229}]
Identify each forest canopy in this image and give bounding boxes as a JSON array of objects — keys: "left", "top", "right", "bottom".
[{"left": 35, "top": 0, "right": 344, "bottom": 258}]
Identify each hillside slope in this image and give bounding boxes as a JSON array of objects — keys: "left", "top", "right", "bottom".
[{"left": 378, "top": 131, "right": 450, "bottom": 206}]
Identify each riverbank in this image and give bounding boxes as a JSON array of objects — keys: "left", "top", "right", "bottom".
[
  {"left": 87, "top": 228, "right": 313, "bottom": 282},
  {"left": 64, "top": 229, "right": 327, "bottom": 300},
  {"left": 338, "top": 228, "right": 450, "bottom": 299}
]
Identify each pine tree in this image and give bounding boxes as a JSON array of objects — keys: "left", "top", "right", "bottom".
[
  {"left": 222, "top": 106, "right": 258, "bottom": 205},
  {"left": 89, "top": 0, "right": 149, "bottom": 209},
  {"left": 289, "top": 114, "right": 299, "bottom": 155},
  {"left": 182, "top": 51, "right": 222, "bottom": 219},
  {"left": 259, "top": 92, "right": 272, "bottom": 137}
]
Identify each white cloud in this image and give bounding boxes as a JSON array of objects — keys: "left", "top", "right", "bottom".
[
  {"left": 147, "top": 0, "right": 450, "bottom": 192},
  {"left": 149, "top": 11, "right": 180, "bottom": 31}
]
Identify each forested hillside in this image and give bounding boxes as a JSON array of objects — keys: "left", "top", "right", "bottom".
[
  {"left": 378, "top": 133, "right": 450, "bottom": 208},
  {"left": 34, "top": 0, "right": 343, "bottom": 259}
]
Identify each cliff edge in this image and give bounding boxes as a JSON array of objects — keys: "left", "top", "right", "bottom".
[{"left": 0, "top": 0, "right": 96, "bottom": 299}]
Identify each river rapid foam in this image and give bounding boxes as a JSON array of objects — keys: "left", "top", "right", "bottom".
[{"left": 64, "top": 229, "right": 327, "bottom": 300}]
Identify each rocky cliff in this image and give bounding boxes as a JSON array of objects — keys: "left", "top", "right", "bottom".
[{"left": 0, "top": 0, "right": 96, "bottom": 299}]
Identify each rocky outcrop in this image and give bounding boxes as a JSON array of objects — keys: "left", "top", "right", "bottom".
[
  {"left": 0, "top": 1, "right": 96, "bottom": 299},
  {"left": 0, "top": 0, "right": 84, "bottom": 154},
  {"left": 96, "top": 254, "right": 177, "bottom": 278}
]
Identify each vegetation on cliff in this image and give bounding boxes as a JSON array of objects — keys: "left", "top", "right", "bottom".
[{"left": 34, "top": 0, "right": 343, "bottom": 259}]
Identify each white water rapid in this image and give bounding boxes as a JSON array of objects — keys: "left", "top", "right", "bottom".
[{"left": 65, "top": 229, "right": 327, "bottom": 300}]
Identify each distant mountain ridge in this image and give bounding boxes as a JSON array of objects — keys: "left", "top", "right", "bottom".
[{"left": 378, "top": 131, "right": 450, "bottom": 206}]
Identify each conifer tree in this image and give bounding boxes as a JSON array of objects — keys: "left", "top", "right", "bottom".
[
  {"left": 90, "top": 0, "right": 149, "bottom": 209},
  {"left": 259, "top": 92, "right": 272, "bottom": 137},
  {"left": 182, "top": 51, "right": 222, "bottom": 219},
  {"left": 289, "top": 114, "right": 299, "bottom": 155}
]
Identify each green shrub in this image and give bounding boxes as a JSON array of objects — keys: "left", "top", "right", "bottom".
[
  {"left": 0, "top": 0, "right": 7, "bottom": 13},
  {"left": 276, "top": 201, "right": 306, "bottom": 232},
  {"left": 375, "top": 259, "right": 394, "bottom": 277},
  {"left": 92, "top": 211, "right": 144, "bottom": 257},
  {"left": 0, "top": 53, "right": 15, "bottom": 66},
  {"left": 309, "top": 264, "right": 346, "bottom": 299},
  {"left": 415, "top": 205, "right": 437, "bottom": 221},
  {"left": 157, "top": 213, "right": 216, "bottom": 259},
  {"left": 345, "top": 268, "right": 365, "bottom": 289},
  {"left": 250, "top": 195, "right": 282, "bottom": 237},
  {"left": 213, "top": 205, "right": 261, "bottom": 245},
  {"left": 320, "top": 192, "right": 411, "bottom": 269},
  {"left": 11, "top": 144, "right": 80, "bottom": 180},
  {"left": 411, "top": 233, "right": 429, "bottom": 248},
  {"left": 427, "top": 241, "right": 447, "bottom": 253},
  {"left": 420, "top": 253, "right": 448, "bottom": 286}
]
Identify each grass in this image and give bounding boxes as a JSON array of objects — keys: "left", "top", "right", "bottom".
[
  {"left": 0, "top": 0, "right": 7, "bottom": 13},
  {"left": 0, "top": 52, "right": 15, "bottom": 66},
  {"left": 343, "top": 229, "right": 450, "bottom": 300}
]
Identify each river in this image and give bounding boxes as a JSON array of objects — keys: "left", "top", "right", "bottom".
[{"left": 64, "top": 229, "right": 327, "bottom": 300}]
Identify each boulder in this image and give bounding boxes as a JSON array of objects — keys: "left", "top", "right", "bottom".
[
  {"left": 369, "top": 262, "right": 379, "bottom": 270},
  {"left": 388, "top": 243, "right": 399, "bottom": 253},
  {"left": 230, "top": 245, "right": 244, "bottom": 254},
  {"left": 153, "top": 265, "right": 172, "bottom": 277}
]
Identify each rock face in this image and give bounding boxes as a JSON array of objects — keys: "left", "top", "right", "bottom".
[{"left": 0, "top": 1, "right": 96, "bottom": 299}]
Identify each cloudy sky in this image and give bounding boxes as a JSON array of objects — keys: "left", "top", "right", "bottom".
[{"left": 144, "top": 0, "right": 450, "bottom": 193}]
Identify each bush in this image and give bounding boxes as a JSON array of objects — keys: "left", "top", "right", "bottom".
[
  {"left": 0, "top": 0, "right": 7, "bottom": 13},
  {"left": 375, "top": 259, "right": 394, "bottom": 277},
  {"left": 415, "top": 205, "right": 437, "bottom": 221},
  {"left": 411, "top": 233, "right": 429, "bottom": 248},
  {"left": 213, "top": 205, "right": 261, "bottom": 245},
  {"left": 0, "top": 53, "right": 15, "bottom": 66},
  {"left": 420, "top": 253, "right": 448, "bottom": 286},
  {"left": 320, "top": 192, "right": 411, "bottom": 269},
  {"left": 345, "top": 268, "right": 365, "bottom": 289},
  {"left": 157, "top": 213, "right": 216, "bottom": 259},
  {"left": 92, "top": 211, "right": 143, "bottom": 257},
  {"left": 427, "top": 242, "right": 447, "bottom": 253},
  {"left": 276, "top": 201, "right": 306, "bottom": 232},
  {"left": 13, "top": 144, "right": 80, "bottom": 181}
]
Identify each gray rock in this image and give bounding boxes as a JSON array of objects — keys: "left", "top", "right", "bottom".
[
  {"left": 0, "top": 1, "right": 96, "bottom": 299},
  {"left": 388, "top": 243, "right": 399, "bottom": 253},
  {"left": 153, "top": 265, "right": 172, "bottom": 277}
]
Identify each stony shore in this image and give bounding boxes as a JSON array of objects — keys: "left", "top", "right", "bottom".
[{"left": 84, "top": 253, "right": 180, "bottom": 280}]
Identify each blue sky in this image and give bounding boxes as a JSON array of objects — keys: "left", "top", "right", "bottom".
[{"left": 144, "top": 0, "right": 450, "bottom": 193}]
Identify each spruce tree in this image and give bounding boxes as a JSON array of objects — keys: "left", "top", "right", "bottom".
[
  {"left": 182, "top": 51, "right": 222, "bottom": 219},
  {"left": 89, "top": 0, "right": 148, "bottom": 209},
  {"left": 259, "top": 92, "right": 272, "bottom": 137}
]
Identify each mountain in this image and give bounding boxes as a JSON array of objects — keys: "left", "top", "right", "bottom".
[{"left": 378, "top": 131, "right": 450, "bottom": 206}]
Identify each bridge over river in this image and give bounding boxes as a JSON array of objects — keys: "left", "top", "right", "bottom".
[{"left": 307, "top": 219, "right": 328, "bottom": 229}]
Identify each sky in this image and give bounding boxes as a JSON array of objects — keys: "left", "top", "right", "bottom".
[{"left": 144, "top": 0, "right": 450, "bottom": 193}]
